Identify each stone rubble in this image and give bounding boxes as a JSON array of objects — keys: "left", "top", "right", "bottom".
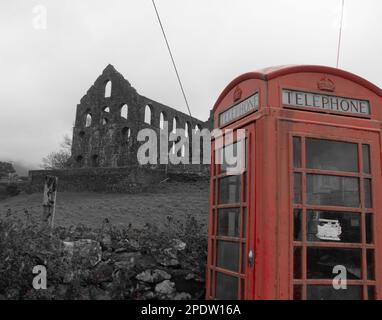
[
  {"left": 155, "top": 280, "right": 176, "bottom": 296},
  {"left": 136, "top": 269, "right": 171, "bottom": 283},
  {"left": 53, "top": 236, "right": 205, "bottom": 300}
]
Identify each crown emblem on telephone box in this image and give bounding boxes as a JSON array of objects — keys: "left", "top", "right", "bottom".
[
  {"left": 318, "top": 76, "right": 335, "bottom": 92},
  {"left": 233, "top": 86, "right": 243, "bottom": 102}
]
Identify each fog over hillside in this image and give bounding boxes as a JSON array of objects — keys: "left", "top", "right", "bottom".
[{"left": 0, "top": 159, "right": 32, "bottom": 176}]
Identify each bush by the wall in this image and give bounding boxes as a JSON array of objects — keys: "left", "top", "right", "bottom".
[
  {"left": 5, "top": 184, "right": 20, "bottom": 197},
  {"left": 0, "top": 212, "right": 207, "bottom": 300}
]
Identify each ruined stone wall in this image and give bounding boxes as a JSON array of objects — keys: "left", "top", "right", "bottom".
[
  {"left": 28, "top": 165, "right": 209, "bottom": 193},
  {"left": 71, "top": 64, "right": 211, "bottom": 169}
]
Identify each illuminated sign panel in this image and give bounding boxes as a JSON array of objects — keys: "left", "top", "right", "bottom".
[
  {"left": 282, "top": 89, "right": 370, "bottom": 117},
  {"left": 219, "top": 93, "right": 259, "bottom": 126}
]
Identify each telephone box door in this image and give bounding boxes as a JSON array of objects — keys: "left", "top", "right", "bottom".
[
  {"left": 278, "top": 120, "right": 381, "bottom": 300},
  {"left": 206, "top": 124, "right": 255, "bottom": 300}
]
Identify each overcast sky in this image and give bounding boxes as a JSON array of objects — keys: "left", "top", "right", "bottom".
[{"left": 1, "top": 0, "right": 381, "bottom": 170}]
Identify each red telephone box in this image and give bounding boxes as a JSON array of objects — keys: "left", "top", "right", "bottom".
[{"left": 206, "top": 65, "right": 382, "bottom": 300}]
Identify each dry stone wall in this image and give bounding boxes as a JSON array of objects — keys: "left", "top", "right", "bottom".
[{"left": 28, "top": 165, "right": 209, "bottom": 193}]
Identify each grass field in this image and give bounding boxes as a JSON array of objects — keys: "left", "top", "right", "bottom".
[{"left": 0, "top": 181, "right": 209, "bottom": 231}]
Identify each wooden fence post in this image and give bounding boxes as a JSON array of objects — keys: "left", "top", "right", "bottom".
[{"left": 42, "top": 175, "right": 58, "bottom": 229}]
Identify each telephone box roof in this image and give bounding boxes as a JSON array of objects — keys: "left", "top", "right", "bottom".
[{"left": 213, "top": 65, "right": 382, "bottom": 112}]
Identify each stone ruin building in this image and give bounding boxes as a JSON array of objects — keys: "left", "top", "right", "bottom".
[
  {"left": 71, "top": 64, "right": 212, "bottom": 168},
  {"left": 29, "top": 64, "right": 212, "bottom": 192}
]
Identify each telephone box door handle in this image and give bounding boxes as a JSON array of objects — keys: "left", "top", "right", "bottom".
[{"left": 248, "top": 249, "right": 254, "bottom": 267}]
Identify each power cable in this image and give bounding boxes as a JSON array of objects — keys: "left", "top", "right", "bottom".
[
  {"left": 151, "top": 0, "right": 194, "bottom": 128},
  {"left": 336, "top": 0, "right": 345, "bottom": 68}
]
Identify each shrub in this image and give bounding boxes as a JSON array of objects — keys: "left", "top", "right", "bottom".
[
  {"left": 0, "top": 212, "right": 207, "bottom": 300},
  {"left": 5, "top": 184, "right": 20, "bottom": 196},
  {"left": 0, "top": 214, "right": 67, "bottom": 299}
]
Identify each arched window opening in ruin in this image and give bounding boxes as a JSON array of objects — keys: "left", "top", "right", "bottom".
[
  {"left": 181, "top": 144, "right": 185, "bottom": 157},
  {"left": 185, "top": 122, "right": 190, "bottom": 137},
  {"left": 79, "top": 131, "right": 85, "bottom": 138},
  {"left": 172, "top": 117, "right": 178, "bottom": 133},
  {"left": 91, "top": 154, "right": 98, "bottom": 167},
  {"left": 171, "top": 142, "right": 175, "bottom": 154},
  {"left": 144, "top": 104, "right": 152, "bottom": 125},
  {"left": 121, "top": 104, "right": 128, "bottom": 119},
  {"left": 160, "top": 112, "right": 166, "bottom": 129},
  {"left": 105, "top": 80, "right": 112, "bottom": 98},
  {"left": 122, "top": 127, "right": 131, "bottom": 139},
  {"left": 85, "top": 113, "right": 92, "bottom": 127},
  {"left": 76, "top": 155, "right": 83, "bottom": 167},
  {"left": 195, "top": 124, "right": 201, "bottom": 131},
  {"left": 103, "top": 106, "right": 110, "bottom": 113},
  {"left": 102, "top": 117, "right": 108, "bottom": 125}
]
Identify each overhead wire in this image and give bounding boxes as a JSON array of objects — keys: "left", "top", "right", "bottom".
[
  {"left": 336, "top": 0, "right": 345, "bottom": 68},
  {"left": 151, "top": 0, "right": 195, "bottom": 128}
]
